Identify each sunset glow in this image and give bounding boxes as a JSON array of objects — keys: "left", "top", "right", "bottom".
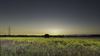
[{"left": 46, "top": 29, "right": 63, "bottom": 35}]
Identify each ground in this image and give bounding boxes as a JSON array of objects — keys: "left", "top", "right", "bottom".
[{"left": 0, "top": 37, "right": 100, "bottom": 56}]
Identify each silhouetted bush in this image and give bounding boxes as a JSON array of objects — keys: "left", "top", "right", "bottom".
[{"left": 44, "top": 34, "right": 50, "bottom": 38}]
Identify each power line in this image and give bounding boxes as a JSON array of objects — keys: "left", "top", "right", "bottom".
[{"left": 8, "top": 25, "right": 11, "bottom": 35}]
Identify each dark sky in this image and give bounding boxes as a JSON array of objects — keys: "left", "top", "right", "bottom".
[{"left": 0, "top": 0, "right": 100, "bottom": 35}]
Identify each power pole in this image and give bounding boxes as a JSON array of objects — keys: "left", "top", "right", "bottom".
[{"left": 8, "top": 25, "right": 11, "bottom": 35}]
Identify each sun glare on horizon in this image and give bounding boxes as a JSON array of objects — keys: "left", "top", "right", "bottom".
[{"left": 46, "top": 29, "right": 63, "bottom": 35}]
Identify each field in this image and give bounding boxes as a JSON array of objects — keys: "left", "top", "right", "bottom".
[{"left": 0, "top": 37, "right": 100, "bottom": 56}]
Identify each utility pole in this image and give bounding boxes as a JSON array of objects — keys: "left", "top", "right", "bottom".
[{"left": 8, "top": 25, "right": 11, "bottom": 35}]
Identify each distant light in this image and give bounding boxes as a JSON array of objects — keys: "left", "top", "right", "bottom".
[{"left": 47, "top": 29, "right": 62, "bottom": 35}]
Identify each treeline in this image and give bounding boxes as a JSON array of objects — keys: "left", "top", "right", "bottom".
[{"left": 0, "top": 34, "right": 100, "bottom": 38}]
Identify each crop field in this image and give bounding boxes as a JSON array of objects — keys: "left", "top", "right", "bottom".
[{"left": 0, "top": 37, "right": 100, "bottom": 56}]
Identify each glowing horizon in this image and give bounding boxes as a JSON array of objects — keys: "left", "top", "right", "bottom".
[{"left": 0, "top": 25, "right": 100, "bottom": 35}]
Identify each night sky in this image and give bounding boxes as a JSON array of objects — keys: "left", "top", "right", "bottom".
[{"left": 0, "top": 0, "right": 100, "bottom": 35}]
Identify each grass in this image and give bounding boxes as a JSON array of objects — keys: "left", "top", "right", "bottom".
[{"left": 0, "top": 37, "right": 100, "bottom": 56}]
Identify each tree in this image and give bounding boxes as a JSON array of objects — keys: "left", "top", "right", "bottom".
[{"left": 44, "top": 34, "right": 50, "bottom": 38}]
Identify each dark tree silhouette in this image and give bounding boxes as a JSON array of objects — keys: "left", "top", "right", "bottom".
[{"left": 44, "top": 34, "right": 50, "bottom": 38}]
